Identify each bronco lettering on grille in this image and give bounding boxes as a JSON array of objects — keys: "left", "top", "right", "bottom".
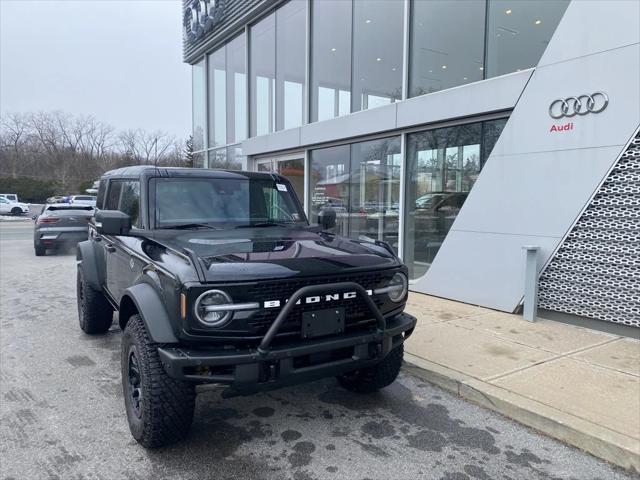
[{"left": 263, "top": 290, "right": 373, "bottom": 309}]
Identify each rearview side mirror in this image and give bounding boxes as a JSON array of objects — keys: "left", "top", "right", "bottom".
[
  {"left": 96, "top": 210, "right": 131, "bottom": 236},
  {"left": 318, "top": 209, "right": 336, "bottom": 231}
]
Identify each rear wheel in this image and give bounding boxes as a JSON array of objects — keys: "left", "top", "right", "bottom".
[
  {"left": 337, "top": 344, "right": 404, "bottom": 393},
  {"left": 122, "top": 314, "right": 195, "bottom": 448},
  {"left": 77, "top": 267, "right": 112, "bottom": 334},
  {"left": 34, "top": 245, "right": 46, "bottom": 256},
  {"left": 11, "top": 207, "right": 22, "bottom": 216}
]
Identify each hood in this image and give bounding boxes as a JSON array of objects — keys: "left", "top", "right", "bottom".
[{"left": 152, "top": 227, "right": 399, "bottom": 282}]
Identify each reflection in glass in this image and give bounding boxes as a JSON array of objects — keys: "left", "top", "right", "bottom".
[
  {"left": 251, "top": 14, "right": 276, "bottom": 136},
  {"left": 311, "top": 0, "right": 352, "bottom": 122},
  {"left": 409, "top": 0, "right": 485, "bottom": 98},
  {"left": 349, "top": 137, "right": 401, "bottom": 250},
  {"left": 486, "top": 0, "right": 569, "bottom": 77},
  {"left": 208, "top": 148, "right": 228, "bottom": 169},
  {"left": 192, "top": 151, "right": 206, "bottom": 169},
  {"left": 227, "top": 34, "right": 247, "bottom": 143},
  {"left": 208, "top": 48, "right": 226, "bottom": 148},
  {"left": 352, "top": 0, "right": 403, "bottom": 111},
  {"left": 404, "top": 120, "right": 507, "bottom": 279},
  {"left": 310, "top": 145, "right": 350, "bottom": 235},
  {"left": 310, "top": 137, "right": 401, "bottom": 252},
  {"left": 276, "top": 1, "right": 306, "bottom": 130},
  {"left": 226, "top": 145, "right": 247, "bottom": 170},
  {"left": 192, "top": 60, "right": 206, "bottom": 151}
]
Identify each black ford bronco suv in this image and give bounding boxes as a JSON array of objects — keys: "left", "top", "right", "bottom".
[{"left": 76, "top": 166, "right": 416, "bottom": 448}]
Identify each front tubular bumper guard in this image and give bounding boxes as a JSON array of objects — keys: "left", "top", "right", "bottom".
[{"left": 157, "top": 281, "right": 416, "bottom": 396}]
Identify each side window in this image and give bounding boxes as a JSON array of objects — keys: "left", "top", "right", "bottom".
[
  {"left": 105, "top": 181, "right": 123, "bottom": 210},
  {"left": 119, "top": 181, "right": 141, "bottom": 227},
  {"left": 96, "top": 180, "right": 108, "bottom": 210}
]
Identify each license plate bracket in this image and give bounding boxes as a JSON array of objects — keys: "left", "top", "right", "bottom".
[{"left": 301, "top": 308, "right": 345, "bottom": 339}]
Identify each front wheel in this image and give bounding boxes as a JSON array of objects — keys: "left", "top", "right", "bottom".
[
  {"left": 122, "top": 314, "right": 196, "bottom": 448},
  {"left": 337, "top": 344, "right": 404, "bottom": 393},
  {"left": 11, "top": 207, "right": 22, "bottom": 216}
]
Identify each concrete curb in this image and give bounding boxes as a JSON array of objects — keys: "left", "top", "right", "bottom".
[{"left": 403, "top": 353, "right": 640, "bottom": 473}]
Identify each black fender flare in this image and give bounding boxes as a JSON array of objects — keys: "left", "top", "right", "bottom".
[
  {"left": 120, "top": 283, "right": 178, "bottom": 343},
  {"left": 76, "top": 240, "right": 100, "bottom": 289}
]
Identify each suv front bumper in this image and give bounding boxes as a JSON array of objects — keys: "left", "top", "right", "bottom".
[{"left": 157, "top": 312, "right": 416, "bottom": 397}]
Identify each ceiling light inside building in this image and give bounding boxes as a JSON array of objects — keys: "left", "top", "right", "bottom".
[
  {"left": 376, "top": 57, "right": 382, "bottom": 62},
  {"left": 535, "top": 19, "right": 542, "bottom": 25},
  {"left": 505, "top": 9, "right": 512, "bottom": 14},
  {"left": 365, "top": 19, "right": 371, "bottom": 24},
  {"left": 441, "top": 65, "right": 447, "bottom": 69},
  {"left": 331, "top": 48, "right": 336, "bottom": 52},
  {"left": 463, "top": 77, "right": 468, "bottom": 80}
]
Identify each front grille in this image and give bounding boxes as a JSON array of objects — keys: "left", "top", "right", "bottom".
[{"left": 246, "top": 272, "right": 392, "bottom": 336}]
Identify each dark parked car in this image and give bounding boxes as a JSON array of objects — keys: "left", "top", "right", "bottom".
[
  {"left": 33, "top": 204, "right": 94, "bottom": 256},
  {"left": 76, "top": 166, "right": 416, "bottom": 448}
]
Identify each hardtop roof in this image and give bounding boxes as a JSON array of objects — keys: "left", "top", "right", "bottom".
[{"left": 100, "top": 166, "right": 282, "bottom": 182}]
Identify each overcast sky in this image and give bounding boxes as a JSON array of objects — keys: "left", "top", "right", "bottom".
[{"left": 0, "top": 0, "right": 191, "bottom": 139}]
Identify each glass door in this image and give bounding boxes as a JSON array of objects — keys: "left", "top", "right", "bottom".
[{"left": 255, "top": 154, "right": 306, "bottom": 206}]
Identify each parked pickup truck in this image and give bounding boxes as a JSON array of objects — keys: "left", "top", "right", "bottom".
[{"left": 76, "top": 166, "right": 416, "bottom": 448}]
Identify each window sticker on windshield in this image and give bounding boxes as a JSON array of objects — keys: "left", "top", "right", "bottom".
[
  {"left": 276, "top": 183, "right": 287, "bottom": 192},
  {"left": 292, "top": 213, "right": 300, "bottom": 221}
]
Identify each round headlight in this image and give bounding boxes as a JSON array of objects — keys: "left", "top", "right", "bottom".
[
  {"left": 388, "top": 273, "right": 408, "bottom": 302},
  {"left": 194, "top": 290, "right": 233, "bottom": 327}
]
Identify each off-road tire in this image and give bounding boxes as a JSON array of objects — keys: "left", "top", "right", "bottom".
[
  {"left": 77, "top": 267, "right": 112, "bottom": 334},
  {"left": 122, "top": 314, "right": 196, "bottom": 448},
  {"left": 10, "top": 207, "right": 22, "bottom": 216},
  {"left": 34, "top": 245, "right": 46, "bottom": 256},
  {"left": 337, "top": 344, "right": 404, "bottom": 393}
]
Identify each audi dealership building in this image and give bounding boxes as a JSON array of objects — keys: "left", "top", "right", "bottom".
[{"left": 183, "top": 0, "right": 640, "bottom": 332}]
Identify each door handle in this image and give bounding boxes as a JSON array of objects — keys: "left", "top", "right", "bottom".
[{"left": 105, "top": 244, "right": 116, "bottom": 253}]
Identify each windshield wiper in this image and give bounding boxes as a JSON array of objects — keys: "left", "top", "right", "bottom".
[
  {"left": 235, "top": 222, "right": 293, "bottom": 229},
  {"left": 159, "top": 223, "right": 218, "bottom": 230}
]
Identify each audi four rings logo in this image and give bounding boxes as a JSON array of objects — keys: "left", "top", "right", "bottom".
[{"left": 549, "top": 92, "right": 609, "bottom": 119}]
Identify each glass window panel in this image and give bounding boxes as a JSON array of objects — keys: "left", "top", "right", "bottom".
[
  {"left": 250, "top": 14, "right": 276, "bottom": 136},
  {"left": 275, "top": 158, "right": 305, "bottom": 202},
  {"left": 192, "top": 60, "right": 206, "bottom": 151},
  {"left": 207, "top": 48, "right": 226, "bottom": 148},
  {"left": 276, "top": 1, "right": 306, "bottom": 131},
  {"left": 349, "top": 137, "right": 401, "bottom": 251},
  {"left": 119, "top": 181, "right": 141, "bottom": 227},
  {"left": 311, "top": 0, "right": 352, "bottom": 122},
  {"left": 227, "top": 33, "right": 247, "bottom": 144},
  {"left": 487, "top": 0, "right": 569, "bottom": 77},
  {"left": 208, "top": 147, "right": 228, "bottom": 169},
  {"left": 404, "top": 122, "right": 485, "bottom": 280},
  {"left": 481, "top": 117, "right": 508, "bottom": 166},
  {"left": 352, "top": 0, "right": 403, "bottom": 112},
  {"left": 226, "top": 145, "right": 248, "bottom": 171},
  {"left": 192, "top": 151, "right": 206, "bottom": 169},
  {"left": 409, "top": 0, "right": 485, "bottom": 98},
  {"left": 310, "top": 145, "right": 350, "bottom": 236}
]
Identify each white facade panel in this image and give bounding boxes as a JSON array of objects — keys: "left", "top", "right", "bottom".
[
  {"left": 413, "top": 230, "right": 560, "bottom": 313},
  {"left": 450, "top": 146, "right": 628, "bottom": 238},
  {"left": 416, "top": 0, "right": 640, "bottom": 312},
  {"left": 396, "top": 70, "right": 532, "bottom": 129},
  {"left": 537, "top": 0, "right": 640, "bottom": 67},
  {"left": 491, "top": 45, "right": 640, "bottom": 157}
]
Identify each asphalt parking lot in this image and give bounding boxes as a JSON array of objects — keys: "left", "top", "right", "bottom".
[{"left": 0, "top": 221, "right": 634, "bottom": 480}]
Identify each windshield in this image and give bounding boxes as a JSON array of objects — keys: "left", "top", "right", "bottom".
[{"left": 153, "top": 177, "right": 306, "bottom": 228}]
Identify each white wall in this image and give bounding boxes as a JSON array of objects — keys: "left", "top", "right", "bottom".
[{"left": 414, "top": 0, "right": 640, "bottom": 312}]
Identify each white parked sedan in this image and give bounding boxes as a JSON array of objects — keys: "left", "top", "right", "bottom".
[
  {"left": 0, "top": 197, "right": 30, "bottom": 215},
  {"left": 69, "top": 195, "right": 97, "bottom": 207}
]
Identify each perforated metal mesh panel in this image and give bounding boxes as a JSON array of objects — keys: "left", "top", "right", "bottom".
[{"left": 538, "top": 130, "right": 640, "bottom": 327}]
